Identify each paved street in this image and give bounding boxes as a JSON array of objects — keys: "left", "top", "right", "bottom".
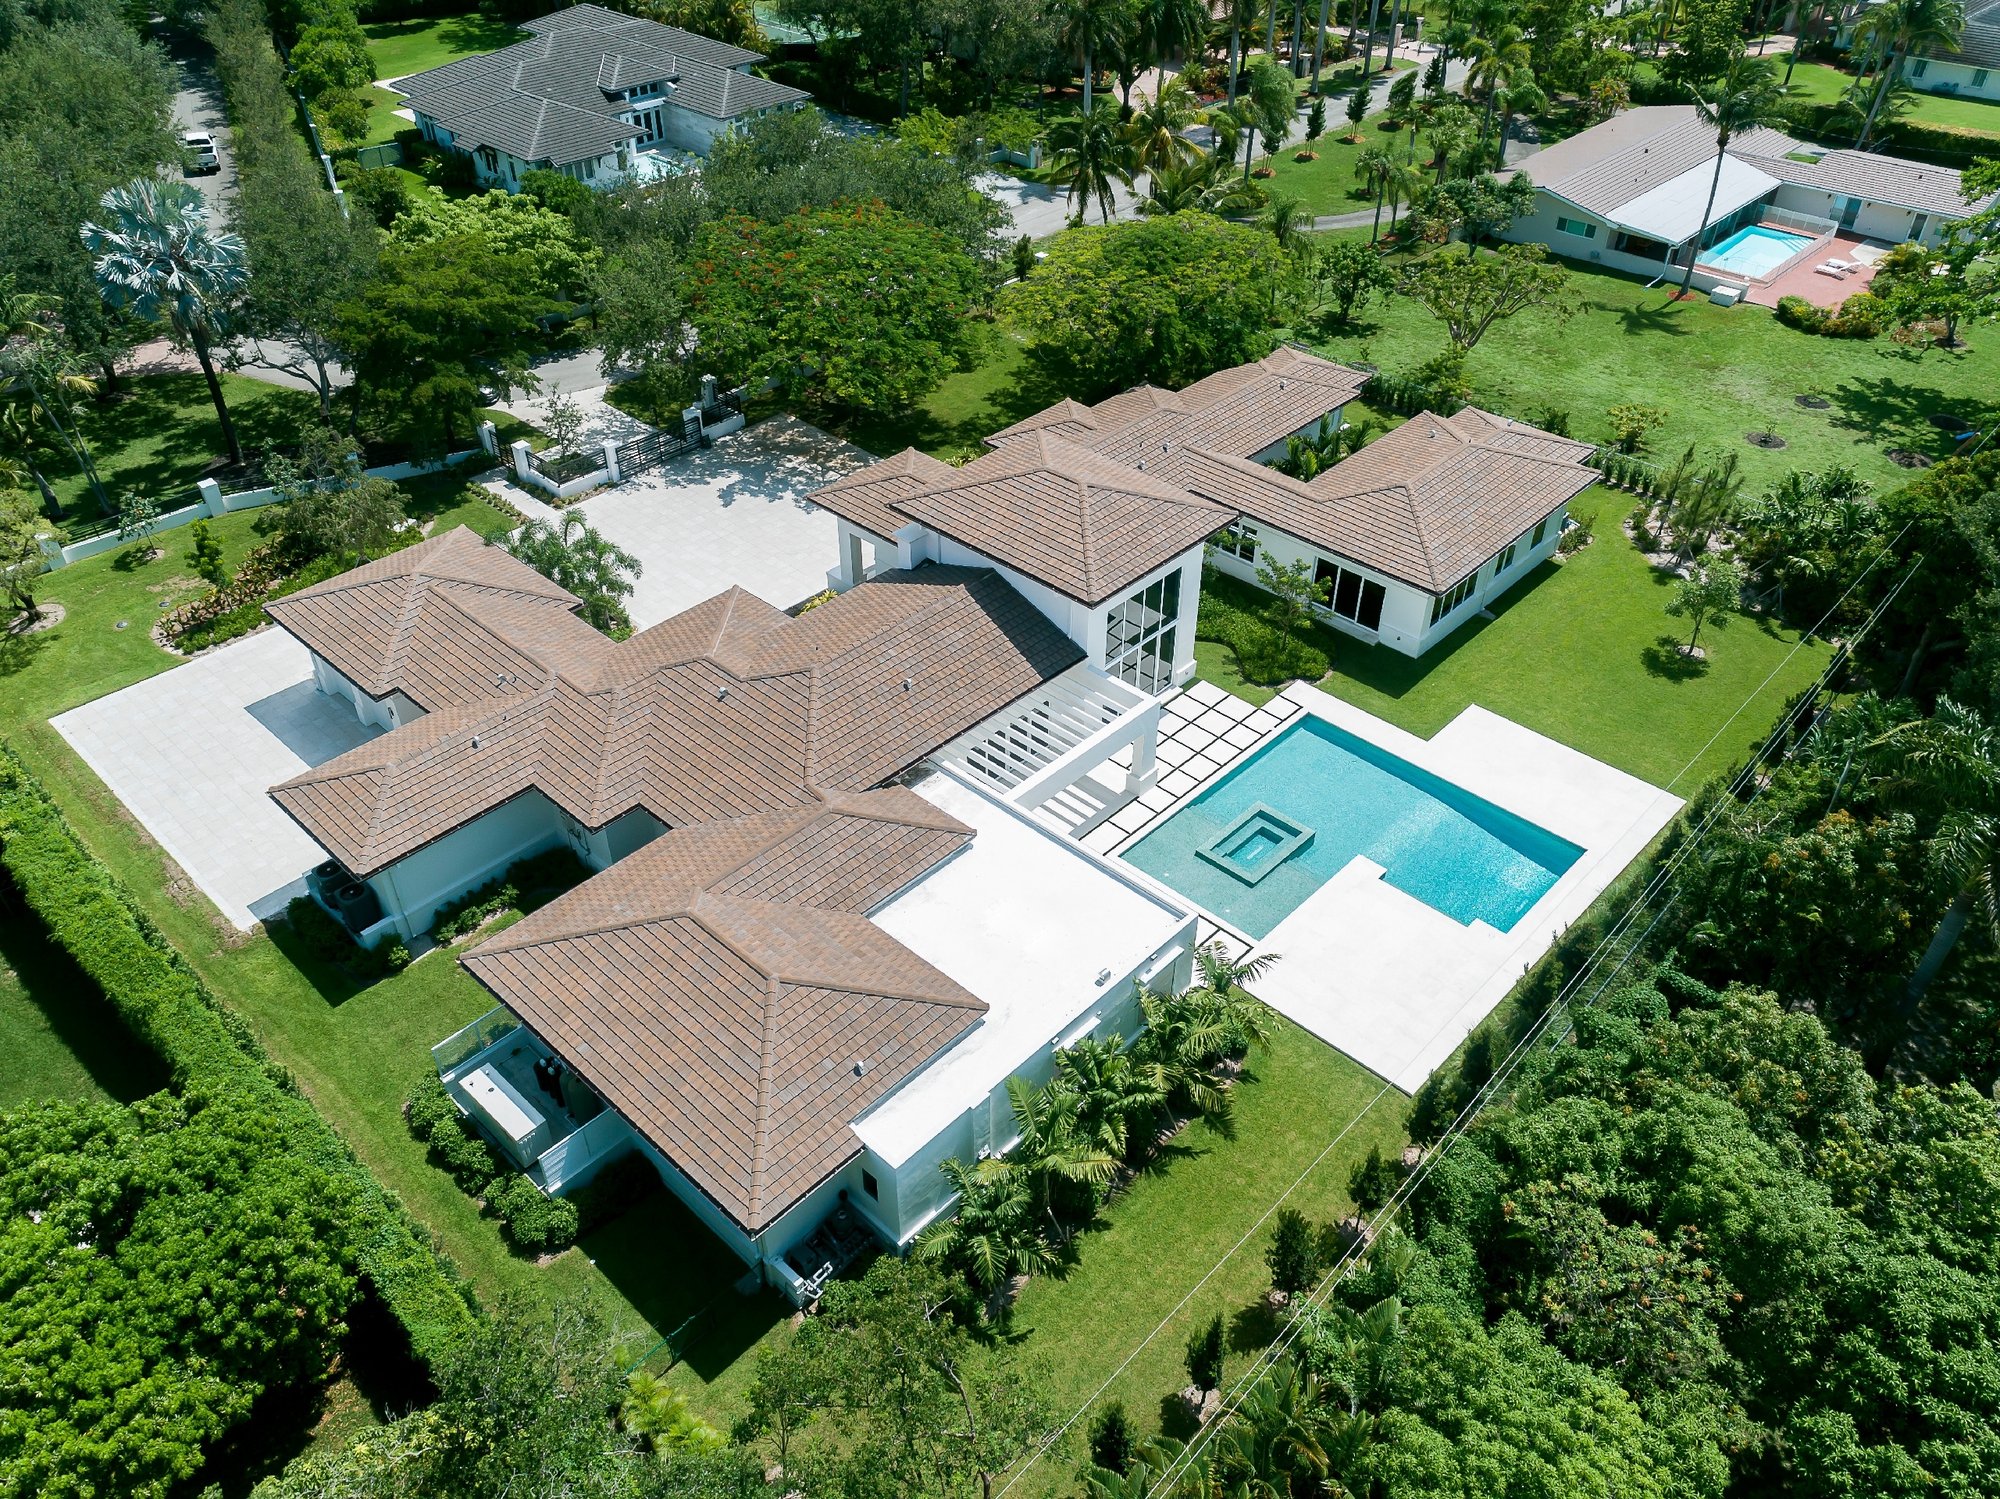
[{"left": 163, "top": 29, "right": 237, "bottom": 220}]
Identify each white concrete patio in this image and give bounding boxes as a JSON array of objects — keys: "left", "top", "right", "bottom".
[
  {"left": 570, "top": 414, "right": 874, "bottom": 627},
  {"left": 51, "top": 630, "right": 380, "bottom": 930},
  {"left": 1106, "top": 683, "right": 1683, "bottom": 1092}
]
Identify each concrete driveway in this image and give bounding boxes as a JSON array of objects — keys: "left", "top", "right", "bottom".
[
  {"left": 571, "top": 415, "right": 875, "bottom": 627},
  {"left": 52, "top": 630, "right": 380, "bottom": 931}
]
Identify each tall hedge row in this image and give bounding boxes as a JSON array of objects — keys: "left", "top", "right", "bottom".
[{"left": 0, "top": 744, "right": 477, "bottom": 1366}]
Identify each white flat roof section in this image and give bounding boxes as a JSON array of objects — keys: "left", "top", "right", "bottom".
[
  {"left": 1113, "top": 688, "right": 1682, "bottom": 1094},
  {"left": 855, "top": 770, "right": 1193, "bottom": 1167},
  {"left": 1609, "top": 153, "right": 1781, "bottom": 244}
]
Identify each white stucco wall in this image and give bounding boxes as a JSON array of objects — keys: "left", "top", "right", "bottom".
[
  {"left": 365, "top": 792, "right": 568, "bottom": 940},
  {"left": 1904, "top": 55, "right": 2000, "bottom": 100},
  {"left": 1771, "top": 183, "right": 1944, "bottom": 246}
]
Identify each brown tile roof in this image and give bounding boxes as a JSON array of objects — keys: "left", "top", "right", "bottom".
[
  {"left": 461, "top": 788, "right": 983, "bottom": 1232},
  {"left": 991, "top": 347, "right": 1368, "bottom": 469},
  {"left": 1190, "top": 407, "right": 1597, "bottom": 593},
  {"left": 265, "top": 528, "right": 592, "bottom": 707},
  {"left": 809, "top": 446, "right": 957, "bottom": 540},
  {"left": 883, "top": 433, "right": 1230, "bottom": 605},
  {"left": 268, "top": 538, "right": 1081, "bottom": 875}
]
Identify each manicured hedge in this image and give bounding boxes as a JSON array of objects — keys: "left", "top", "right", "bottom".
[{"left": 0, "top": 746, "right": 478, "bottom": 1365}]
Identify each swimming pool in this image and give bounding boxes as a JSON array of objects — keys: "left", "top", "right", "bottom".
[
  {"left": 1121, "top": 717, "right": 1582, "bottom": 938},
  {"left": 1700, "top": 224, "right": 1813, "bottom": 280}
]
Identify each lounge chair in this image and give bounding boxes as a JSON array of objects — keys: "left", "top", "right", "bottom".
[
  {"left": 1813, "top": 262, "right": 1848, "bottom": 279},
  {"left": 1823, "top": 257, "right": 1857, "bottom": 272}
]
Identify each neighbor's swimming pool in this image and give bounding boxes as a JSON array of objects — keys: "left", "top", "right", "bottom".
[
  {"left": 1121, "top": 717, "right": 1582, "bottom": 938},
  {"left": 1700, "top": 224, "right": 1813, "bottom": 280}
]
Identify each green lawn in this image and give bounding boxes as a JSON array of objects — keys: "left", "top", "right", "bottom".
[
  {"left": 838, "top": 324, "right": 1062, "bottom": 458},
  {"left": 1780, "top": 57, "right": 2000, "bottom": 138},
  {"left": 1304, "top": 253, "right": 2000, "bottom": 494},
  {"left": 1258, "top": 107, "right": 1419, "bottom": 218},
  {"left": 357, "top": 13, "right": 526, "bottom": 154},
  {"left": 0, "top": 895, "right": 168, "bottom": 1112},
  {"left": 998, "top": 1018, "right": 1407, "bottom": 1485},
  {"left": 48, "top": 373, "right": 539, "bottom": 536},
  {"left": 1212, "top": 485, "right": 1828, "bottom": 791}
]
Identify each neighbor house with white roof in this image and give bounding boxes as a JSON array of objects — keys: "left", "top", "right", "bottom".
[{"left": 1503, "top": 104, "right": 1995, "bottom": 293}]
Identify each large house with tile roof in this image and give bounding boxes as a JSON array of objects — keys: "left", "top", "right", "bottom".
[
  {"left": 391, "top": 2, "right": 809, "bottom": 192},
  {"left": 266, "top": 348, "right": 1597, "bottom": 1300},
  {"left": 1502, "top": 105, "right": 1996, "bottom": 292}
]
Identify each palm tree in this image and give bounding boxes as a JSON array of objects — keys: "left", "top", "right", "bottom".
[
  {"left": 81, "top": 178, "right": 250, "bottom": 467},
  {"left": 0, "top": 280, "right": 112, "bottom": 515},
  {"left": 1005, "top": 1075, "right": 1119, "bottom": 1238},
  {"left": 1676, "top": 55, "right": 1786, "bottom": 298},
  {"left": 1223, "top": 0, "right": 1261, "bottom": 100},
  {"left": 914, "top": 1156, "right": 1059, "bottom": 1298},
  {"left": 1855, "top": 0, "right": 1966, "bottom": 148},
  {"left": 1461, "top": 23, "right": 1531, "bottom": 164},
  {"left": 1057, "top": 1035, "right": 1169, "bottom": 1159},
  {"left": 1238, "top": 57, "right": 1298, "bottom": 181},
  {"left": 1356, "top": 142, "right": 1396, "bottom": 239},
  {"left": 1214, "top": 1362, "right": 1331, "bottom": 1497},
  {"left": 1190, "top": 940, "right": 1279, "bottom": 1049},
  {"left": 1058, "top": 0, "right": 1137, "bottom": 115},
  {"left": 1266, "top": 195, "right": 1312, "bottom": 253},
  {"left": 1138, "top": 156, "right": 1266, "bottom": 215},
  {"left": 1141, "top": 0, "right": 1211, "bottom": 78},
  {"left": 1048, "top": 101, "right": 1136, "bottom": 223},
  {"left": 1869, "top": 699, "right": 2000, "bottom": 1004},
  {"left": 1492, "top": 75, "right": 1546, "bottom": 169},
  {"left": 1132, "top": 75, "right": 1206, "bottom": 188},
  {"left": 506, "top": 511, "right": 643, "bottom": 631}
]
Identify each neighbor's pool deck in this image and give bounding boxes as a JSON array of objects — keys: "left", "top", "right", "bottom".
[{"left": 1107, "top": 682, "right": 1683, "bottom": 1092}]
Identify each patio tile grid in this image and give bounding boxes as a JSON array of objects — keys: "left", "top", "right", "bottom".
[{"left": 1077, "top": 679, "right": 1303, "bottom": 861}]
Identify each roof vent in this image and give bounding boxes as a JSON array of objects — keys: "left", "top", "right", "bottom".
[
  {"left": 1095, "top": 967, "right": 1113, "bottom": 986},
  {"left": 852, "top": 1058, "right": 869, "bottom": 1076},
  {"left": 1278, "top": 379, "right": 1287, "bottom": 390},
  {"left": 716, "top": 683, "right": 728, "bottom": 701},
  {"left": 471, "top": 734, "right": 481, "bottom": 749}
]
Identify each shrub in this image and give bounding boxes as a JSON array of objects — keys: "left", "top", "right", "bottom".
[
  {"left": 0, "top": 748, "right": 475, "bottom": 1365},
  {"left": 1197, "top": 567, "right": 1335, "bottom": 685},
  {"left": 1185, "top": 1312, "right": 1225, "bottom": 1394},
  {"left": 1347, "top": 1143, "right": 1402, "bottom": 1212},
  {"left": 283, "top": 893, "right": 406, "bottom": 978},
  {"left": 487, "top": 1173, "right": 580, "bottom": 1254},
  {"left": 431, "top": 848, "right": 588, "bottom": 944},
  {"left": 1557, "top": 512, "right": 1595, "bottom": 555},
  {"left": 1777, "top": 292, "right": 1881, "bottom": 339},
  {"left": 1266, "top": 1207, "right": 1324, "bottom": 1296}
]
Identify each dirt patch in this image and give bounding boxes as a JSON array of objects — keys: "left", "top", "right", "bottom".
[
  {"left": 1795, "top": 394, "right": 1831, "bottom": 409},
  {"left": 6, "top": 601, "right": 65, "bottom": 635},
  {"left": 1888, "top": 448, "right": 1934, "bottom": 469},
  {"left": 1745, "top": 431, "right": 1787, "bottom": 449}
]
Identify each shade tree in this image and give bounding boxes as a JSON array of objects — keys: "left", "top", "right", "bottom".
[{"left": 1397, "top": 241, "right": 1581, "bottom": 352}]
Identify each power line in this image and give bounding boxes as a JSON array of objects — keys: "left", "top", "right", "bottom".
[{"left": 1142, "top": 549, "right": 1926, "bottom": 1496}]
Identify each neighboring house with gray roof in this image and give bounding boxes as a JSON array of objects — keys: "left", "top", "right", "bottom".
[
  {"left": 1837, "top": 0, "right": 2000, "bottom": 100},
  {"left": 1502, "top": 105, "right": 1995, "bottom": 291},
  {"left": 390, "top": 1, "right": 809, "bottom": 193}
]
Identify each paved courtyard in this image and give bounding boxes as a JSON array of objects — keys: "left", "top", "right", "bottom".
[
  {"left": 570, "top": 414, "right": 875, "bottom": 627},
  {"left": 52, "top": 630, "right": 380, "bottom": 930}
]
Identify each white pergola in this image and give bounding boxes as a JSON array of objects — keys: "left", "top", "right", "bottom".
[{"left": 932, "top": 663, "right": 1162, "bottom": 839}]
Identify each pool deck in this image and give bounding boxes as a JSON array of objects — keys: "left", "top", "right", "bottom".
[
  {"left": 1108, "top": 684, "right": 1682, "bottom": 1093},
  {"left": 1741, "top": 232, "right": 1882, "bottom": 309}
]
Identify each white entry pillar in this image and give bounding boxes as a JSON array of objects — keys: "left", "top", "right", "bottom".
[
  {"left": 510, "top": 440, "right": 533, "bottom": 484},
  {"left": 602, "top": 438, "right": 622, "bottom": 484}
]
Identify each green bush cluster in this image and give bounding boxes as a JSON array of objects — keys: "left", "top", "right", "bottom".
[
  {"left": 1775, "top": 291, "right": 1884, "bottom": 339},
  {"left": 1363, "top": 366, "right": 1469, "bottom": 417},
  {"left": 1593, "top": 448, "right": 1664, "bottom": 492},
  {"left": 431, "top": 847, "right": 589, "bottom": 944},
  {"left": 0, "top": 748, "right": 475, "bottom": 1365},
  {"left": 405, "top": 1071, "right": 580, "bottom": 1255},
  {"left": 283, "top": 894, "right": 410, "bottom": 977},
  {"left": 1196, "top": 567, "right": 1336, "bottom": 685}
]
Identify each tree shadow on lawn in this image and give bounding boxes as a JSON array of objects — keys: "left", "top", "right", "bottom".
[
  {"left": 68, "top": 377, "right": 317, "bottom": 518},
  {"left": 1825, "top": 368, "right": 1996, "bottom": 464},
  {"left": 0, "top": 626, "right": 51, "bottom": 679},
  {"left": 0, "top": 877, "right": 170, "bottom": 1103},
  {"left": 582, "top": 1186, "right": 790, "bottom": 1385},
  {"left": 1641, "top": 635, "right": 1710, "bottom": 682},
  {"left": 1610, "top": 295, "right": 1697, "bottom": 338}
]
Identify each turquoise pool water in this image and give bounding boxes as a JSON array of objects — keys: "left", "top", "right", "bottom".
[
  {"left": 1122, "top": 717, "right": 1582, "bottom": 938},
  {"left": 1700, "top": 225, "right": 1812, "bottom": 280}
]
